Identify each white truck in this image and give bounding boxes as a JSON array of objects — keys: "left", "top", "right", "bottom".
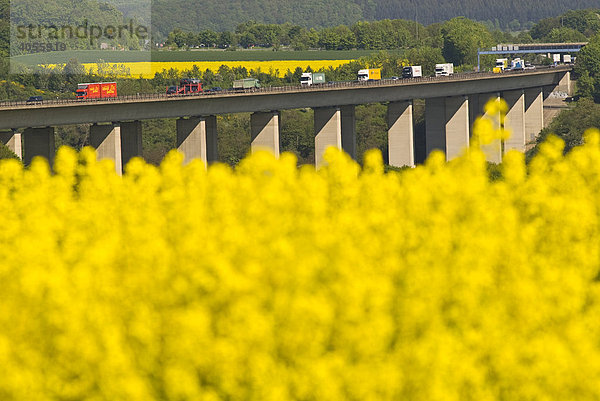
[
  {"left": 357, "top": 68, "right": 381, "bottom": 81},
  {"left": 300, "top": 72, "right": 326, "bottom": 86},
  {"left": 510, "top": 58, "right": 524, "bottom": 70},
  {"left": 563, "top": 55, "right": 572, "bottom": 64},
  {"left": 402, "top": 65, "right": 422, "bottom": 78},
  {"left": 435, "top": 63, "right": 453, "bottom": 77},
  {"left": 553, "top": 54, "right": 561, "bottom": 65}
]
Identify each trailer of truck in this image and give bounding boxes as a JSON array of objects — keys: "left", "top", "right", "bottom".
[
  {"left": 402, "top": 66, "right": 422, "bottom": 78},
  {"left": 76, "top": 82, "right": 117, "bottom": 99},
  {"left": 552, "top": 54, "right": 561, "bottom": 65},
  {"left": 233, "top": 78, "right": 261, "bottom": 90},
  {"left": 435, "top": 63, "right": 453, "bottom": 77},
  {"left": 300, "top": 72, "right": 326, "bottom": 86},
  {"left": 357, "top": 68, "right": 381, "bottom": 81}
]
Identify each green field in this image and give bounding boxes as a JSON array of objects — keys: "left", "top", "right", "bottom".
[
  {"left": 12, "top": 49, "right": 397, "bottom": 66},
  {"left": 151, "top": 49, "right": 392, "bottom": 61}
]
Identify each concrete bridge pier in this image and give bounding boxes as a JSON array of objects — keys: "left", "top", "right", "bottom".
[
  {"left": 425, "top": 96, "right": 469, "bottom": 161},
  {"left": 89, "top": 121, "right": 143, "bottom": 174},
  {"left": 314, "top": 107, "right": 341, "bottom": 168},
  {"left": 468, "top": 93, "right": 502, "bottom": 163},
  {"left": 480, "top": 93, "right": 502, "bottom": 163},
  {"left": 556, "top": 71, "right": 571, "bottom": 96},
  {"left": 176, "top": 116, "right": 218, "bottom": 166},
  {"left": 121, "top": 121, "right": 143, "bottom": 169},
  {"left": 340, "top": 105, "right": 356, "bottom": 161},
  {"left": 314, "top": 106, "right": 356, "bottom": 167},
  {"left": 23, "top": 127, "right": 54, "bottom": 166},
  {"left": 445, "top": 95, "right": 470, "bottom": 160},
  {"left": 0, "top": 129, "right": 22, "bottom": 159},
  {"left": 90, "top": 123, "right": 123, "bottom": 174},
  {"left": 525, "top": 87, "right": 544, "bottom": 144},
  {"left": 251, "top": 111, "right": 280, "bottom": 157},
  {"left": 503, "top": 90, "right": 526, "bottom": 153},
  {"left": 425, "top": 97, "right": 446, "bottom": 157},
  {"left": 387, "top": 100, "right": 414, "bottom": 167}
]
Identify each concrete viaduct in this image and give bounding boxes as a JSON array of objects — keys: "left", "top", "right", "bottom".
[{"left": 0, "top": 66, "right": 571, "bottom": 171}]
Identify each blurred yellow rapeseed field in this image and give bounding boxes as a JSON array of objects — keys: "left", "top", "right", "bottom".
[
  {"left": 1, "top": 101, "right": 600, "bottom": 400},
  {"left": 80, "top": 60, "right": 351, "bottom": 78}
]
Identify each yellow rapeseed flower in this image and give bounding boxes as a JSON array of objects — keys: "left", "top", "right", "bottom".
[
  {"left": 0, "top": 110, "right": 599, "bottom": 400},
  {"left": 76, "top": 61, "right": 351, "bottom": 78}
]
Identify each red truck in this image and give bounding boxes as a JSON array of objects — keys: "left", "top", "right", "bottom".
[{"left": 76, "top": 82, "right": 117, "bottom": 100}]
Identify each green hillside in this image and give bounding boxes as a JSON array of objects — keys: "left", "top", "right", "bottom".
[
  {"left": 145, "top": 0, "right": 600, "bottom": 36},
  {"left": 8, "top": 0, "right": 146, "bottom": 54},
  {"left": 5, "top": 0, "right": 600, "bottom": 42}
]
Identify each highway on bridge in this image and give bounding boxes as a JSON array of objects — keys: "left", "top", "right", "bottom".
[{"left": 0, "top": 65, "right": 571, "bottom": 130}]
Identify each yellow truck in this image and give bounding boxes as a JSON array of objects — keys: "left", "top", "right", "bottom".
[
  {"left": 494, "top": 58, "right": 508, "bottom": 73},
  {"left": 357, "top": 68, "right": 381, "bottom": 81}
]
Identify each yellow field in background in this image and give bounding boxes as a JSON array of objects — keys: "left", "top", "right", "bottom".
[{"left": 80, "top": 60, "right": 352, "bottom": 78}]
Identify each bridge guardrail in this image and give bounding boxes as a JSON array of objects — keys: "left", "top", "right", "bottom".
[{"left": 0, "top": 65, "right": 571, "bottom": 109}]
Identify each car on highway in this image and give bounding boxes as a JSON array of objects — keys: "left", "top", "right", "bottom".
[
  {"left": 206, "top": 87, "right": 223, "bottom": 94},
  {"left": 26, "top": 95, "right": 43, "bottom": 105}
]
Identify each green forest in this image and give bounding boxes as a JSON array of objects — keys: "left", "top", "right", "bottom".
[
  {"left": 149, "top": 0, "right": 600, "bottom": 37},
  {"left": 6, "top": 0, "right": 600, "bottom": 42}
]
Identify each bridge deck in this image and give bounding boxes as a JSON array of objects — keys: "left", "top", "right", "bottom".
[{"left": 0, "top": 66, "right": 571, "bottom": 130}]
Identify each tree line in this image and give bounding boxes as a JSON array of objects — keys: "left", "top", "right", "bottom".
[{"left": 164, "top": 9, "right": 600, "bottom": 57}]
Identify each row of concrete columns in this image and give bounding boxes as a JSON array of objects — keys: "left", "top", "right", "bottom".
[
  {"left": 1, "top": 89, "right": 545, "bottom": 170},
  {"left": 174, "top": 108, "right": 359, "bottom": 168},
  {"left": 0, "top": 123, "right": 142, "bottom": 173},
  {"left": 422, "top": 88, "right": 544, "bottom": 163}
]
